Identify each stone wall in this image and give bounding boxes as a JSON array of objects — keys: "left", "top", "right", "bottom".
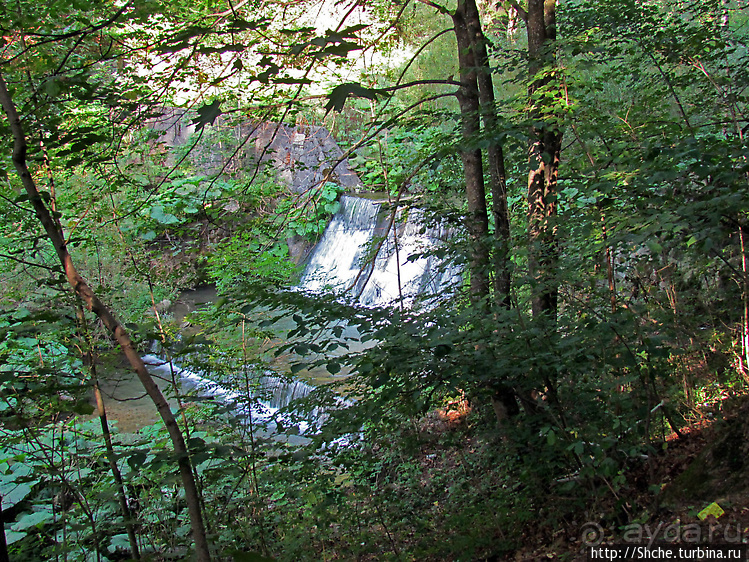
[{"left": 149, "top": 108, "right": 362, "bottom": 194}]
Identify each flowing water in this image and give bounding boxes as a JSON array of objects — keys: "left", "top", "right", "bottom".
[
  {"left": 143, "top": 354, "right": 316, "bottom": 437},
  {"left": 95, "top": 195, "right": 456, "bottom": 433},
  {"left": 300, "top": 195, "right": 459, "bottom": 307},
  {"left": 92, "top": 287, "right": 219, "bottom": 433}
]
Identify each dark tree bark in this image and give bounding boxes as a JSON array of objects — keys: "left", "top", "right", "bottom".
[
  {"left": 94, "top": 382, "right": 142, "bottom": 559},
  {"left": 0, "top": 73, "right": 212, "bottom": 562},
  {"left": 465, "top": 0, "right": 519, "bottom": 420},
  {"left": 452, "top": 0, "right": 520, "bottom": 422},
  {"left": 0, "top": 498, "right": 9, "bottom": 562},
  {"left": 526, "top": 0, "right": 562, "bottom": 320},
  {"left": 416, "top": 0, "right": 561, "bottom": 423},
  {"left": 77, "top": 304, "right": 142, "bottom": 559},
  {"left": 452, "top": 0, "right": 492, "bottom": 304},
  {"left": 523, "top": 0, "right": 565, "bottom": 420},
  {"left": 464, "top": 0, "right": 512, "bottom": 310}
]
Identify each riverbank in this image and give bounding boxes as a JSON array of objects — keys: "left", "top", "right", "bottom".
[{"left": 86, "top": 286, "right": 218, "bottom": 433}]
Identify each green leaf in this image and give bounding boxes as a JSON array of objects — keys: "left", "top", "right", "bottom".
[
  {"left": 107, "top": 533, "right": 133, "bottom": 553},
  {"left": 339, "top": 24, "right": 370, "bottom": 36},
  {"left": 192, "top": 100, "right": 222, "bottom": 131},
  {"left": 325, "top": 83, "right": 389, "bottom": 115},
  {"left": 4, "top": 530, "right": 25, "bottom": 545},
  {"left": 646, "top": 240, "right": 662, "bottom": 253},
  {"left": 546, "top": 430, "right": 557, "bottom": 446},
  {"left": 127, "top": 451, "right": 147, "bottom": 470},
  {"left": 316, "top": 41, "right": 363, "bottom": 58},
  {"left": 150, "top": 205, "right": 179, "bottom": 225},
  {"left": 72, "top": 400, "right": 95, "bottom": 415},
  {"left": 697, "top": 502, "right": 725, "bottom": 520},
  {"left": 44, "top": 79, "right": 61, "bottom": 97},
  {"left": 324, "top": 201, "right": 340, "bottom": 214},
  {"left": 157, "top": 25, "right": 213, "bottom": 53},
  {"left": 1, "top": 483, "right": 32, "bottom": 510},
  {"left": 0, "top": 463, "right": 33, "bottom": 510},
  {"left": 11, "top": 510, "right": 54, "bottom": 531}
]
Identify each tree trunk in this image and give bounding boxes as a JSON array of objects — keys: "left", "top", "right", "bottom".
[
  {"left": 523, "top": 0, "right": 565, "bottom": 423},
  {"left": 461, "top": 0, "right": 520, "bottom": 422},
  {"left": 452, "top": 1, "right": 522, "bottom": 425},
  {"left": 526, "top": 0, "right": 562, "bottom": 320},
  {"left": 464, "top": 0, "right": 512, "bottom": 309},
  {"left": 452, "top": 1, "right": 492, "bottom": 304},
  {"left": 0, "top": 497, "right": 9, "bottom": 562},
  {"left": 75, "top": 298, "right": 141, "bottom": 560},
  {"left": 0, "top": 73, "right": 212, "bottom": 562},
  {"left": 94, "top": 382, "right": 142, "bottom": 559}
]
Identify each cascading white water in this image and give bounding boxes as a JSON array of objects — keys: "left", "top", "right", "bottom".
[
  {"left": 138, "top": 195, "right": 456, "bottom": 435},
  {"left": 299, "top": 196, "right": 380, "bottom": 299},
  {"left": 300, "top": 195, "right": 459, "bottom": 307},
  {"left": 142, "top": 354, "right": 316, "bottom": 434}
]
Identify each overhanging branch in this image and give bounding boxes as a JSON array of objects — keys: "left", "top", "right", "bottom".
[{"left": 0, "top": 70, "right": 213, "bottom": 562}]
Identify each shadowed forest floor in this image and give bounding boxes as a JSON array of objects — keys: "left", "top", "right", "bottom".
[{"left": 489, "top": 396, "right": 749, "bottom": 561}]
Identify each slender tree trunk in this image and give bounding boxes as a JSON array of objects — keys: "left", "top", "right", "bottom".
[
  {"left": 526, "top": 0, "right": 562, "bottom": 319},
  {"left": 0, "top": 73, "right": 212, "bottom": 562},
  {"left": 602, "top": 213, "right": 616, "bottom": 313},
  {"left": 462, "top": 0, "right": 519, "bottom": 422},
  {"left": 453, "top": 0, "right": 491, "bottom": 303},
  {"left": 464, "top": 0, "right": 512, "bottom": 309},
  {"left": 740, "top": 226, "right": 749, "bottom": 381},
  {"left": 93, "top": 383, "right": 141, "bottom": 559},
  {"left": 75, "top": 300, "right": 141, "bottom": 559}
]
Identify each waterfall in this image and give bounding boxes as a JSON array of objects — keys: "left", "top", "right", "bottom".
[
  {"left": 140, "top": 194, "right": 456, "bottom": 435},
  {"left": 142, "top": 354, "right": 316, "bottom": 434},
  {"left": 299, "top": 196, "right": 380, "bottom": 299},
  {"left": 300, "top": 195, "right": 458, "bottom": 307}
]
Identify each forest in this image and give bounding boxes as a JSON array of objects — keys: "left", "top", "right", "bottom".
[{"left": 0, "top": 0, "right": 748, "bottom": 560}]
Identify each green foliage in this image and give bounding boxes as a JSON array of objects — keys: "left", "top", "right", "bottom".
[
  {"left": 136, "top": 175, "right": 240, "bottom": 237},
  {"left": 0, "top": 420, "right": 123, "bottom": 560},
  {"left": 349, "top": 124, "right": 460, "bottom": 194},
  {"left": 206, "top": 233, "right": 297, "bottom": 293},
  {"left": 0, "top": 306, "right": 93, "bottom": 422},
  {"left": 193, "top": 99, "right": 223, "bottom": 131},
  {"left": 1, "top": 0, "right": 749, "bottom": 559},
  {"left": 277, "top": 181, "right": 346, "bottom": 239},
  {"left": 325, "top": 83, "right": 391, "bottom": 114}
]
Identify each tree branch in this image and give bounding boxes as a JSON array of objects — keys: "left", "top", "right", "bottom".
[
  {"left": 381, "top": 79, "right": 462, "bottom": 92},
  {"left": 1, "top": 3, "right": 131, "bottom": 65},
  {"left": 0, "top": 252, "right": 58, "bottom": 273},
  {"left": 415, "top": 0, "right": 452, "bottom": 15},
  {"left": 209, "top": 0, "right": 253, "bottom": 17},
  {"left": 0, "top": 70, "right": 212, "bottom": 562}
]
